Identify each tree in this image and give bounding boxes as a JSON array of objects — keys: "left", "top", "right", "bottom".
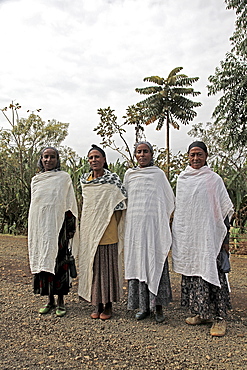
[
  {"left": 205, "top": 1, "right": 247, "bottom": 229},
  {"left": 135, "top": 67, "right": 201, "bottom": 177},
  {"left": 225, "top": 0, "right": 247, "bottom": 57},
  {"left": 94, "top": 104, "right": 147, "bottom": 166},
  {"left": 207, "top": 1, "right": 247, "bottom": 149},
  {"left": 207, "top": 53, "right": 247, "bottom": 148},
  {"left": 0, "top": 102, "right": 70, "bottom": 234},
  {"left": 122, "top": 103, "right": 147, "bottom": 143}
]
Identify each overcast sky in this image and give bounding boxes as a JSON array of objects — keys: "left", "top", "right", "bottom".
[{"left": 0, "top": 0, "right": 236, "bottom": 162}]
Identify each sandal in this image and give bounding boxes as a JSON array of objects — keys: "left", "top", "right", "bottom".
[
  {"left": 91, "top": 311, "right": 100, "bottom": 319},
  {"left": 90, "top": 303, "right": 104, "bottom": 319},
  {"left": 56, "top": 306, "right": 66, "bottom": 317},
  {"left": 135, "top": 311, "right": 150, "bottom": 320},
  {"left": 39, "top": 304, "right": 55, "bottom": 314},
  {"left": 99, "top": 312, "right": 112, "bottom": 320}
]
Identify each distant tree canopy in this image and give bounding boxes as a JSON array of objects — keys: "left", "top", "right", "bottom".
[
  {"left": 225, "top": 0, "right": 247, "bottom": 57},
  {"left": 208, "top": 53, "right": 247, "bottom": 148},
  {"left": 0, "top": 96, "right": 246, "bottom": 234},
  {"left": 207, "top": 0, "right": 247, "bottom": 149}
]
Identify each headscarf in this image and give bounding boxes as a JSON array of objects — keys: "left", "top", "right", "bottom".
[
  {"left": 87, "top": 144, "right": 109, "bottom": 170},
  {"left": 188, "top": 141, "right": 208, "bottom": 154},
  {"left": 37, "top": 147, "right": 61, "bottom": 172},
  {"left": 134, "top": 141, "right": 154, "bottom": 167}
]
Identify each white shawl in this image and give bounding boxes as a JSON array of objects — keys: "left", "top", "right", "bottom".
[
  {"left": 124, "top": 166, "right": 175, "bottom": 296},
  {"left": 28, "top": 170, "right": 79, "bottom": 275},
  {"left": 78, "top": 172, "right": 127, "bottom": 302},
  {"left": 172, "top": 165, "right": 234, "bottom": 287}
]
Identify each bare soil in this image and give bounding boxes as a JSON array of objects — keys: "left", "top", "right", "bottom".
[{"left": 0, "top": 234, "right": 246, "bottom": 370}]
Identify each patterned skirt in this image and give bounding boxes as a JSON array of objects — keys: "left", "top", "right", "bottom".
[
  {"left": 181, "top": 270, "right": 231, "bottom": 319},
  {"left": 127, "top": 258, "right": 172, "bottom": 312},
  {"left": 91, "top": 243, "right": 120, "bottom": 306}
]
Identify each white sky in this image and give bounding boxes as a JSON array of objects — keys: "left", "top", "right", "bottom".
[{"left": 0, "top": 0, "right": 236, "bottom": 162}]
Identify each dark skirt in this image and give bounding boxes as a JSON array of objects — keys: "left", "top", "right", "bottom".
[
  {"left": 91, "top": 243, "right": 120, "bottom": 306},
  {"left": 181, "top": 270, "right": 231, "bottom": 319},
  {"left": 33, "top": 211, "right": 75, "bottom": 296},
  {"left": 127, "top": 258, "right": 172, "bottom": 312}
]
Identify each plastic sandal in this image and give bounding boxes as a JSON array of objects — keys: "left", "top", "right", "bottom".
[
  {"left": 56, "top": 306, "right": 66, "bottom": 317},
  {"left": 39, "top": 304, "right": 55, "bottom": 314}
]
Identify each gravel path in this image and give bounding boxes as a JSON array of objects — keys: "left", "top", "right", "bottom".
[{"left": 0, "top": 235, "right": 246, "bottom": 369}]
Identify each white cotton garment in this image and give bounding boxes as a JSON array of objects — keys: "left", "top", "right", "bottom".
[
  {"left": 124, "top": 166, "right": 175, "bottom": 296},
  {"left": 78, "top": 182, "right": 127, "bottom": 302},
  {"left": 172, "top": 165, "right": 234, "bottom": 287},
  {"left": 28, "top": 171, "right": 79, "bottom": 275}
]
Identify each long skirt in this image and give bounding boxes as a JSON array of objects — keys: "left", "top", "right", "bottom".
[
  {"left": 91, "top": 243, "right": 120, "bottom": 306},
  {"left": 181, "top": 270, "right": 231, "bottom": 319},
  {"left": 33, "top": 212, "right": 75, "bottom": 296},
  {"left": 127, "top": 258, "right": 172, "bottom": 312}
]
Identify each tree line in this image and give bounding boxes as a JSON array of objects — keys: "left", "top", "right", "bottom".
[{"left": 0, "top": 0, "right": 246, "bottom": 234}]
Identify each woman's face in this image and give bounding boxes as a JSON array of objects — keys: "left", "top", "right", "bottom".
[
  {"left": 88, "top": 150, "right": 105, "bottom": 171},
  {"left": 188, "top": 147, "right": 208, "bottom": 169},
  {"left": 41, "top": 148, "right": 58, "bottom": 171},
  {"left": 135, "top": 144, "right": 153, "bottom": 168}
]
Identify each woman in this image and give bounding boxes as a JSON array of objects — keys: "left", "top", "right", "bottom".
[
  {"left": 172, "top": 141, "right": 234, "bottom": 336},
  {"left": 78, "top": 144, "right": 127, "bottom": 320},
  {"left": 124, "top": 142, "right": 174, "bottom": 323},
  {"left": 28, "top": 147, "right": 79, "bottom": 317}
]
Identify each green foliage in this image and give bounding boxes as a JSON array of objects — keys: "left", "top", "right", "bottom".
[
  {"left": 95, "top": 107, "right": 132, "bottom": 163},
  {"left": 123, "top": 103, "right": 147, "bottom": 143},
  {"left": 94, "top": 105, "right": 147, "bottom": 165},
  {"left": 225, "top": 0, "right": 247, "bottom": 57},
  {"left": 135, "top": 67, "right": 201, "bottom": 130},
  {"left": 205, "top": 1, "right": 247, "bottom": 229},
  {"left": 0, "top": 103, "right": 70, "bottom": 234},
  {"left": 207, "top": 1, "right": 247, "bottom": 149},
  {"left": 108, "top": 159, "right": 128, "bottom": 182},
  {"left": 207, "top": 53, "right": 247, "bottom": 148},
  {"left": 135, "top": 67, "right": 201, "bottom": 177}
]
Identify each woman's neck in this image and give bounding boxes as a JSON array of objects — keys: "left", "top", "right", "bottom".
[{"left": 92, "top": 169, "right": 104, "bottom": 178}]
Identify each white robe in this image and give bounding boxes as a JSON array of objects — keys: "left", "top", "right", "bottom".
[
  {"left": 28, "top": 171, "right": 79, "bottom": 275},
  {"left": 124, "top": 166, "right": 175, "bottom": 296},
  {"left": 78, "top": 180, "right": 127, "bottom": 302},
  {"left": 172, "top": 165, "right": 234, "bottom": 287}
]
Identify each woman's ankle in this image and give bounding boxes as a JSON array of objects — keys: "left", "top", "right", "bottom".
[
  {"left": 57, "top": 295, "right": 64, "bottom": 307},
  {"left": 104, "top": 302, "right": 112, "bottom": 314},
  {"left": 48, "top": 295, "right": 55, "bottom": 306}
]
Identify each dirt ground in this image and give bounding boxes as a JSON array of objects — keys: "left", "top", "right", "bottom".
[{"left": 0, "top": 234, "right": 246, "bottom": 370}]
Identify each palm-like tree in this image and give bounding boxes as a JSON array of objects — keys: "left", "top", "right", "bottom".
[{"left": 135, "top": 67, "right": 202, "bottom": 177}]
